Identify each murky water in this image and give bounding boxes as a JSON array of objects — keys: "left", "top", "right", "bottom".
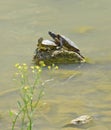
[{"left": 0, "top": 0, "right": 111, "bottom": 129}]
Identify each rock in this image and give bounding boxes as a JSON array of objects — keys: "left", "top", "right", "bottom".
[
  {"left": 70, "top": 115, "right": 93, "bottom": 126},
  {"left": 33, "top": 48, "right": 85, "bottom": 65}
]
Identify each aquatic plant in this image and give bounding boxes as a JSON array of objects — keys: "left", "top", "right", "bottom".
[{"left": 9, "top": 62, "right": 46, "bottom": 130}]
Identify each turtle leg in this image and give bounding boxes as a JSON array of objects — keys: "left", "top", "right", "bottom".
[
  {"left": 76, "top": 51, "right": 85, "bottom": 59},
  {"left": 59, "top": 37, "right": 64, "bottom": 49}
]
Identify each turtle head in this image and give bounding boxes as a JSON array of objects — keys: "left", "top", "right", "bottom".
[
  {"left": 48, "top": 31, "right": 57, "bottom": 39},
  {"left": 38, "top": 37, "right": 43, "bottom": 44},
  {"left": 48, "top": 31, "right": 61, "bottom": 46}
]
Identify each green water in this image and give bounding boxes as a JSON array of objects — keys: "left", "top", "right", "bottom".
[{"left": 0, "top": 0, "right": 111, "bottom": 129}]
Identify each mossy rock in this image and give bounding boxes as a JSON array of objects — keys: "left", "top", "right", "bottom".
[{"left": 33, "top": 48, "right": 85, "bottom": 65}]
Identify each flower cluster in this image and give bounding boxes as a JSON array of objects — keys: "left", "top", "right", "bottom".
[
  {"left": 15, "top": 62, "right": 45, "bottom": 75},
  {"left": 48, "top": 63, "right": 59, "bottom": 70},
  {"left": 15, "top": 63, "right": 28, "bottom": 70}
]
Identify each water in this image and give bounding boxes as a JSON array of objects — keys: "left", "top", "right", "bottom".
[{"left": 0, "top": 0, "right": 111, "bottom": 129}]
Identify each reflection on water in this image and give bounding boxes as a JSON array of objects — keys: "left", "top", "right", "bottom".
[{"left": 0, "top": 0, "right": 111, "bottom": 129}]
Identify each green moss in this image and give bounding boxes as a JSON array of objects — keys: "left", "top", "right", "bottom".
[{"left": 33, "top": 49, "right": 85, "bottom": 65}]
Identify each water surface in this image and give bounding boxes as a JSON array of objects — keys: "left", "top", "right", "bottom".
[{"left": 0, "top": 0, "right": 111, "bottom": 129}]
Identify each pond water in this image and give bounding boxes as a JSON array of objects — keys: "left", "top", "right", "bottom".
[{"left": 0, "top": 0, "right": 111, "bottom": 129}]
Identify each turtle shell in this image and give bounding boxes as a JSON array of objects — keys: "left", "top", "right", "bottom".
[
  {"left": 37, "top": 37, "right": 57, "bottom": 50},
  {"left": 41, "top": 39, "right": 57, "bottom": 46},
  {"left": 58, "top": 34, "right": 79, "bottom": 52},
  {"left": 48, "top": 31, "right": 79, "bottom": 51},
  {"left": 48, "top": 32, "right": 84, "bottom": 58},
  {"left": 59, "top": 35, "right": 85, "bottom": 58}
]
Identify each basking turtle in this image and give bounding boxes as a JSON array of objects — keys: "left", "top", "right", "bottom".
[
  {"left": 37, "top": 37, "right": 58, "bottom": 51},
  {"left": 48, "top": 31, "right": 84, "bottom": 58}
]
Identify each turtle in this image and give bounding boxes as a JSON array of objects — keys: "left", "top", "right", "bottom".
[
  {"left": 48, "top": 31, "right": 85, "bottom": 58},
  {"left": 37, "top": 37, "right": 58, "bottom": 51}
]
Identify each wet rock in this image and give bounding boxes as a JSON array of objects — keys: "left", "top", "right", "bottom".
[
  {"left": 70, "top": 115, "right": 93, "bottom": 126},
  {"left": 33, "top": 48, "right": 85, "bottom": 65}
]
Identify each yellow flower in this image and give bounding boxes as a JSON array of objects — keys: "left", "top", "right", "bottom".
[
  {"left": 42, "top": 63, "right": 46, "bottom": 67},
  {"left": 15, "top": 63, "right": 19, "bottom": 68},
  {"left": 55, "top": 66, "right": 59, "bottom": 70},
  {"left": 32, "top": 70, "right": 35, "bottom": 73},
  {"left": 22, "top": 63, "right": 27, "bottom": 66},
  {"left": 30, "top": 66, "right": 34, "bottom": 69},
  {"left": 24, "top": 86, "right": 29, "bottom": 90},
  {"left": 39, "top": 61, "right": 45, "bottom": 67},
  {"left": 35, "top": 66, "right": 40, "bottom": 70},
  {"left": 18, "top": 66, "right": 22, "bottom": 70},
  {"left": 48, "top": 66, "right": 51, "bottom": 70},
  {"left": 38, "top": 69, "right": 42, "bottom": 73}
]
